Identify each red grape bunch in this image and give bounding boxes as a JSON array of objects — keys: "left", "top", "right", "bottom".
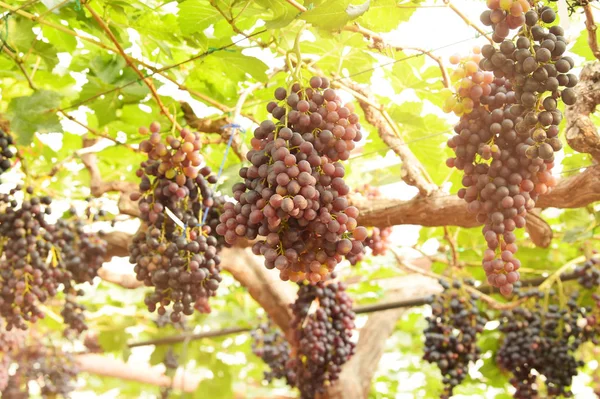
[
  {"left": 480, "top": 0, "right": 531, "bottom": 43},
  {"left": 217, "top": 77, "right": 367, "bottom": 283},
  {"left": 128, "top": 122, "right": 222, "bottom": 321},
  {"left": 445, "top": 48, "right": 495, "bottom": 116},
  {"left": 445, "top": 5, "right": 573, "bottom": 295},
  {"left": 345, "top": 184, "right": 393, "bottom": 265},
  {"left": 288, "top": 275, "right": 356, "bottom": 398}
]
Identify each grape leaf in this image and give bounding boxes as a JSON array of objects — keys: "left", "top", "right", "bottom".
[
  {"left": 301, "top": 0, "right": 370, "bottom": 30},
  {"left": 178, "top": 0, "right": 222, "bottom": 35},
  {"left": 7, "top": 90, "right": 63, "bottom": 145}
]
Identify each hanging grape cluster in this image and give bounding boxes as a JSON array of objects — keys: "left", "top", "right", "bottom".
[
  {"left": 423, "top": 280, "right": 486, "bottom": 399},
  {"left": 0, "top": 184, "right": 106, "bottom": 332},
  {"left": 0, "top": 323, "right": 78, "bottom": 398},
  {"left": 574, "top": 255, "right": 600, "bottom": 289},
  {"left": 217, "top": 77, "right": 367, "bottom": 283},
  {"left": 128, "top": 122, "right": 223, "bottom": 321},
  {"left": 0, "top": 127, "right": 14, "bottom": 177},
  {"left": 445, "top": 5, "right": 574, "bottom": 295},
  {"left": 345, "top": 184, "right": 392, "bottom": 265},
  {"left": 497, "top": 294, "right": 599, "bottom": 398},
  {"left": 0, "top": 186, "right": 59, "bottom": 330},
  {"left": 250, "top": 321, "right": 294, "bottom": 384},
  {"left": 52, "top": 212, "right": 107, "bottom": 334},
  {"left": 0, "top": 324, "right": 25, "bottom": 392},
  {"left": 288, "top": 275, "right": 356, "bottom": 398}
]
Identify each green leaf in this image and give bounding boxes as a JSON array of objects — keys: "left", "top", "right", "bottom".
[
  {"left": 571, "top": 28, "right": 598, "bottom": 61},
  {"left": 7, "top": 90, "right": 62, "bottom": 144},
  {"left": 254, "top": 0, "right": 300, "bottom": 29},
  {"left": 178, "top": 0, "right": 222, "bottom": 35},
  {"left": 42, "top": 25, "right": 77, "bottom": 53},
  {"left": 301, "top": 0, "right": 370, "bottom": 30},
  {"left": 358, "top": 0, "right": 415, "bottom": 32},
  {"left": 90, "top": 54, "right": 127, "bottom": 85}
]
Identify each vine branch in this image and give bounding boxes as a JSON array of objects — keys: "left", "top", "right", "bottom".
[
  {"left": 83, "top": 2, "right": 181, "bottom": 132},
  {"left": 342, "top": 23, "right": 450, "bottom": 88},
  {"left": 583, "top": 4, "right": 600, "bottom": 61},
  {"left": 443, "top": 0, "right": 494, "bottom": 44},
  {"left": 2, "top": 46, "right": 37, "bottom": 90}
]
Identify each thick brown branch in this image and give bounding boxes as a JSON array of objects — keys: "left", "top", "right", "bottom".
[
  {"left": 525, "top": 210, "right": 552, "bottom": 248},
  {"left": 324, "top": 274, "right": 439, "bottom": 399},
  {"left": 344, "top": 81, "right": 438, "bottom": 196},
  {"left": 219, "top": 247, "right": 296, "bottom": 340},
  {"left": 80, "top": 138, "right": 138, "bottom": 197},
  {"left": 97, "top": 266, "right": 143, "bottom": 289},
  {"left": 342, "top": 23, "right": 450, "bottom": 88},
  {"left": 75, "top": 354, "right": 200, "bottom": 391},
  {"left": 565, "top": 62, "right": 600, "bottom": 161},
  {"left": 355, "top": 165, "right": 600, "bottom": 228},
  {"left": 583, "top": 5, "right": 600, "bottom": 61}
]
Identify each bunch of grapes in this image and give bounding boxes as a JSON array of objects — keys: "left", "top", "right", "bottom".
[
  {"left": 27, "top": 349, "right": 79, "bottom": 398},
  {"left": 288, "top": 275, "right": 356, "bottom": 398},
  {"left": 51, "top": 213, "right": 107, "bottom": 334},
  {"left": 574, "top": 255, "right": 600, "bottom": 289},
  {"left": 353, "top": 185, "right": 392, "bottom": 258},
  {"left": 0, "top": 127, "right": 14, "bottom": 177},
  {"left": 497, "top": 296, "right": 598, "bottom": 398},
  {"left": 250, "top": 321, "right": 294, "bottom": 384},
  {"left": 0, "top": 323, "right": 78, "bottom": 398},
  {"left": 445, "top": 5, "right": 574, "bottom": 295},
  {"left": 480, "top": 0, "right": 531, "bottom": 42},
  {"left": 0, "top": 323, "right": 25, "bottom": 391},
  {"left": 423, "top": 280, "right": 486, "bottom": 399},
  {"left": 159, "top": 349, "right": 179, "bottom": 399},
  {"left": 128, "top": 122, "right": 223, "bottom": 321},
  {"left": 0, "top": 186, "right": 60, "bottom": 330},
  {"left": 445, "top": 49, "right": 495, "bottom": 116},
  {"left": 217, "top": 77, "right": 367, "bottom": 283}
]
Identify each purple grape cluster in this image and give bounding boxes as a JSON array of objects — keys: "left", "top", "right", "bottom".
[
  {"left": 497, "top": 298, "right": 598, "bottom": 398},
  {"left": 574, "top": 255, "right": 600, "bottom": 289},
  {"left": 423, "top": 280, "right": 486, "bottom": 399},
  {"left": 128, "top": 122, "right": 222, "bottom": 321},
  {"left": 0, "top": 187, "right": 58, "bottom": 330},
  {"left": 217, "top": 77, "right": 367, "bottom": 283},
  {"left": 0, "top": 185, "right": 107, "bottom": 332},
  {"left": 446, "top": 5, "right": 575, "bottom": 295},
  {"left": 0, "top": 323, "right": 78, "bottom": 398},
  {"left": 51, "top": 213, "right": 107, "bottom": 334},
  {"left": 250, "top": 321, "right": 294, "bottom": 384},
  {"left": 0, "top": 127, "right": 14, "bottom": 177},
  {"left": 288, "top": 275, "right": 356, "bottom": 398}
]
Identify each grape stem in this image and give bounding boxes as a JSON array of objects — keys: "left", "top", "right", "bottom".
[{"left": 391, "top": 248, "right": 519, "bottom": 310}]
